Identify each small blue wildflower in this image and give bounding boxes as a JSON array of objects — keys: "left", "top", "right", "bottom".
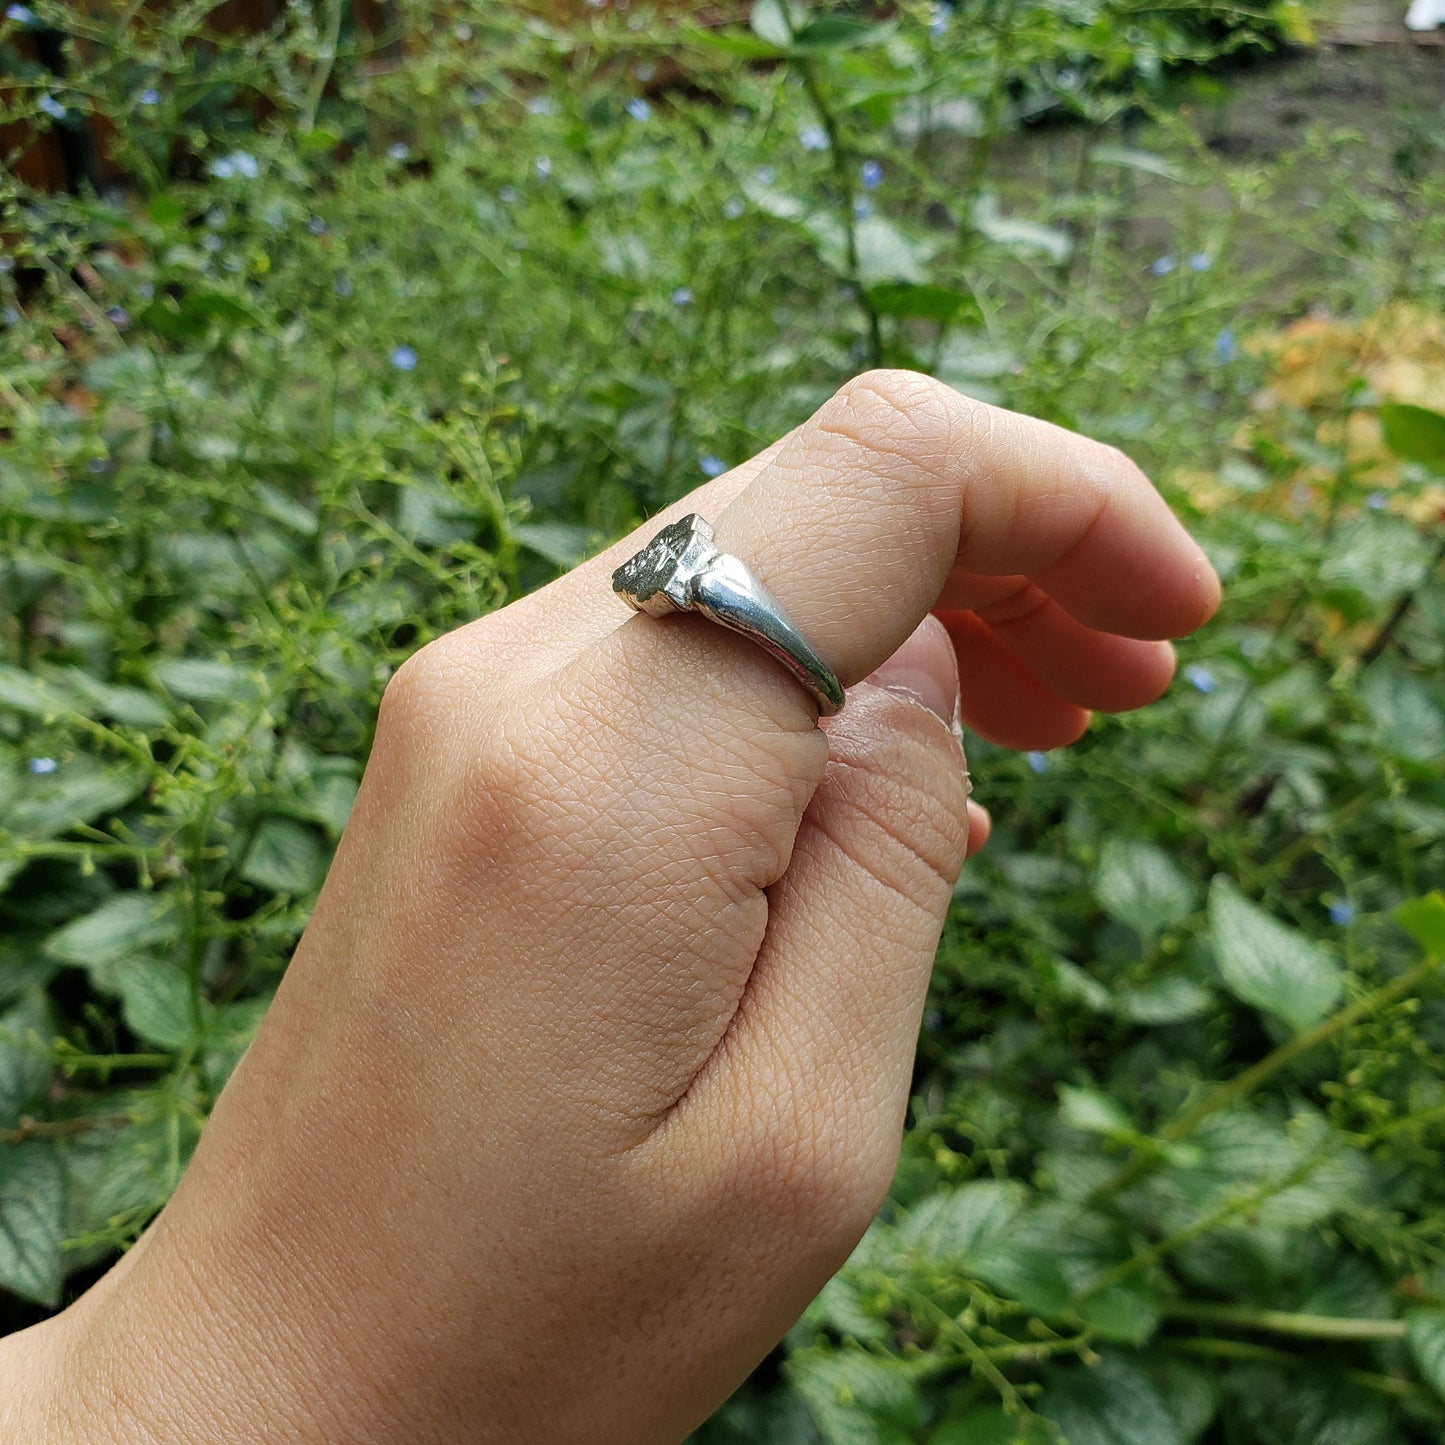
[
  {"left": 799, "top": 124, "right": 829, "bottom": 152},
  {"left": 498, "top": 185, "right": 520, "bottom": 205},
  {"left": 853, "top": 198, "right": 872, "bottom": 221},
  {"left": 723, "top": 196, "right": 745, "bottom": 220},
  {"left": 139, "top": 87, "right": 160, "bottom": 106},
  {"left": 209, "top": 150, "right": 257, "bottom": 180},
  {"left": 1365, "top": 490, "right": 1388, "bottom": 510},
  {"left": 453, "top": 21, "right": 472, "bottom": 41},
  {"left": 387, "top": 141, "right": 411, "bottom": 162},
  {"left": 1214, "top": 329, "right": 1236, "bottom": 363},
  {"left": 390, "top": 344, "right": 417, "bottom": 372},
  {"left": 1026, "top": 751, "right": 1049, "bottom": 774},
  {"left": 634, "top": 62, "right": 656, "bottom": 83},
  {"left": 137, "top": 279, "right": 154, "bottom": 300},
  {"left": 1184, "top": 664, "right": 1216, "bottom": 694},
  {"left": 87, "top": 456, "right": 107, "bottom": 474},
  {"left": 525, "top": 95, "right": 556, "bottom": 116},
  {"left": 105, "top": 305, "right": 130, "bottom": 330},
  {"left": 202, "top": 232, "right": 223, "bottom": 253},
  {"left": 1150, "top": 254, "right": 1176, "bottom": 277},
  {"left": 752, "top": 165, "right": 776, "bottom": 186},
  {"left": 1188, "top": 252, "right": 1212, "bottom": 271},
  {"left": 0, "top": 256, "right": 12, "bottom": 272},
  {"left": 334, "top": 273, "right": 353, "bottom": 299},
  {"left": 306, "top": 215, "right": 327, "bottom": 236},
  {"left": 37, "top": 94, "right": 65, "bottom": 120},
  {"left": 535, "top": 155, "right": 552, "bottom": 179},
  {"left": 671, "top": 286, "right": 693, "bottom": 307},
  {"left": 929, "top": 2, "right": 951, "bottom": 38},
  {"left": 6, "top": 4, "right": 35, "bottom": 25},
  {"left": 3, "top": 306, "right": 20, "bottom": 327},
  {"left": 860, "top": 159, "right": 884, "bottom": 190},
  {"left": 27, "top": 757, "right": 57, "bottom": 775},
  {"left": 1328, "top": 900, "right": 1355, "bottom": 926},
  {"left": 699, "top": 455, "right": 727, "bottom": 478},
  {"left": 625, "top": 97, "right": 651, "bottom": 122}
]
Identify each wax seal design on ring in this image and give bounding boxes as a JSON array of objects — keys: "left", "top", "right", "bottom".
[{"left": 612, "top": 513, "right": 845, "bottom": 715}]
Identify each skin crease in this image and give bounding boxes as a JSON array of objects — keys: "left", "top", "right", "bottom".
[{"left": 0, "top": 371, "right": 1219, "bottom": 1445}]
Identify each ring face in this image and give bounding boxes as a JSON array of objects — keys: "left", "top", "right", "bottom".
[{"left": 612, "top": 513, "right": 845, "bottom": 715}]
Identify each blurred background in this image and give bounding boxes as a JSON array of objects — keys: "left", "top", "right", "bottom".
[{"left": 1, "top": 3, "right": 1443, "bottom": 1441}]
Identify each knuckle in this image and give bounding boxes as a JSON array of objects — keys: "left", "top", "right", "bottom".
[{"left": 827, "top": 368, "right": 956, "bottom": 452}]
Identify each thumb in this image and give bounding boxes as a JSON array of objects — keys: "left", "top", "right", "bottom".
[{"left": 671, "top": 615, "right": 973, "bottom": 1250}]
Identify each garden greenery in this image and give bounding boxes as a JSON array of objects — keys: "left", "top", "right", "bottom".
[{"left": 2, "top": 2, "right": 1444, "bottom": 1441}]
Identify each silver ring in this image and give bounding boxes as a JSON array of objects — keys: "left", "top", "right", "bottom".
[{"left": 612, "top": 513, "right": 845, "bottom": 715}]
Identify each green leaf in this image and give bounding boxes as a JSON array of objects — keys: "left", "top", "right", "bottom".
[
  {"left": 791, "top": 17, "right": 890, "bottom": 51},
  {"left": 240, "top": 818, "right": 329, "bottom": 895},
  {"left": 866, "top": 282, "right": 976, "bottom": 323},
  {"left": 1074, "top": 1280, "right": 1162, "bottom": 1347},
  {"left": 1059, "top": 1085, "right": 1132, "bottom": 1137},
  {"left": 44, "top": 893, "right": 177, "bottom": 971},
  {"left": 896, "top": 1180, "right": 1029, "bottom": 1260},
  {"left": 931, "top": 1408, "right": 1050, "bottom": 1444},
  {"left": 114, "top": 958, "right": 195, "bottom": 1051},
  {"left": 1396, "top": 892, "right": 1445, "bottom": 955},
  {"left": 1208, "top": 877, "right": 1343, "bottom": 1032},
  {"left": 750, "top": 0, "right": 795, "bottom": 47},
  {"left": 971, "top": 196, "right": 1072, "bottom": 264},
  {"left": 512, "top": 520, "right": 594, "bottom": 569},
  {"left": 1380, "top": 401, "right": 1445, "bottom": 468},
  {"left": 1359, "top": 666, "right": 1445, "bottom": 765},
  {"left": 1095, "top": 838, "right": 1197, "bottom": 939},
  {"left": 0, "top": 992, "right": 52, "bottom": 1129},
  {"left": 0, "top": 1142, "right": 66, "bottom": 1306},
  {"left": 1, "top": 756, "right": 146, "bottom": 841},
  {"left": 150, "top": 656, "right": 259, "bottom": 705},
  {"left": 1088, "top": 144, "right": 1185, "bottom": 181},
  {"left": 790, "top": 1349, "right": 922, "bottom": 1445},
  {"left": 1408, "top": 1309, "right": 1445, "bottom": 1401},
  {"left": 1039, "top": 1356, "right": 1183, "bottom": 1445},
  {"left": 1115, "top": 974, "right": 1213, "bottom": 1025}
]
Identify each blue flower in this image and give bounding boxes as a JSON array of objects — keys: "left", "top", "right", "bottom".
[
  {"left": 625, "top": 97, "right": 651, "bottom": 122},
  {"left": 87, "top": 456, "right": 107, "bottom": 474},
  {"left": 699, "top": 455, "right": 727, "bottom": 477},
  {"left": 6, "top": 5, "right": 35, "bottom": 25},
  {"left": 1365, "top": 490, "right": 1388, "bottom": 510},
  {"left": 27, "top": 757, "right": 57, "bottom": 775},
  {"left": 1327, "top": 900, "right": 1354, "bottom": 926},
  {"left": 1214, "top": 329, "right": 1236, "bottom": 363},
  {"left": 105, "top": 305, "right": 130, "bottom": 329},
  {"left": 1184, "top": 664, "right": 1215, "bottom": 694},
  {"left": 335, "top": 273, "right": 353, "bottom": 298},
  {"left": 1026, "top": 751, "right": 1049, "bottom": 774},
  {"left": 671, "top": 286, "right": 693, "bottom": 307},
  {"left": 387, "top": 141, "right": 411, "bottom": 162},
  {"left": 799, "top": 124, "right": 829, "bottom": 152},
  {"left": 1150, "top": 255, "right": 1176, "bottom": 277},
  {"left": 723, "top": 196, "right": 745, "bottom": 220},
  {"left": 929, "top": 2, "right": 951, "bottom": 37},
  {"left": 535, "top": 155, "right": 552, "bottom": 179},
  {"left": 139, "top": 87, "right": 160, "bottom": 106},
  {"left": 752, "top": 165, "right": 776, "bottom": 185},
  {"left": 390, "top": 344, "right": 418, "bottom": 372},
  {"left": 498, "top": 185, "right": 519, "bottom": 204},
  {"left": 1188, "top": 252, "right": 1212, "bottom": 271},
  {"left": 306, "top": 215, "right": 327, "bottom": 235},
  {"left": 860, "top": 159, "right": 884, "bottom": 190},
  {"left": 853, "top": 198, "right": 872, "bottom": 221},
  {"left": 526, "top": 95, "right": 556, "bottom": 116},
  {"left": 37, "top": 94, "right": 65, "bottom": 120}
]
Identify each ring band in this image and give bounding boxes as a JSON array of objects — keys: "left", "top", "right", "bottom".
[{"left": 612, "top": 513, "right": 845, "bottom": 715}]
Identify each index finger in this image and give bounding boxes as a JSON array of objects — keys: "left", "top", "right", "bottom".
[{"left": 712, "top": 370, "right": 1219, "bottom": 684}]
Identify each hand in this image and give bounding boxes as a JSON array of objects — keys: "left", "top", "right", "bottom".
[{"left": 2, "top": 371, "right": 1219, "bottom": 1444}]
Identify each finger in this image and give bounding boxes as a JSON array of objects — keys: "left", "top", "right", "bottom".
[
  {"left": 657, "top": 650, "right": 971, "bottom": 1247},
  {"left": 965, "top": 800, "right": 990, "bottom": 856},
  {"left": 710, "top": 371, "right": 1219, "bottom": 686},
  {"left": 941, "top": 610, "right": 1091, "bottom": 749},
  {"left": 944, "top": 586, "right": 1178, "bottom": 712}
]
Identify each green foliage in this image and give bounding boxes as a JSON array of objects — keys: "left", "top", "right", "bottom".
[{"left": 3, "top": 2, "right": 1445, "bottom": 1441}]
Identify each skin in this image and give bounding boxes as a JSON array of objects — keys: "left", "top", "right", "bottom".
[{"left": 0, "top": 371, "right": 1219, "bottom": 1444}]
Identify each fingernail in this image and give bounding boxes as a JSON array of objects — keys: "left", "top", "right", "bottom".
[{"left": 865, "top": 614, "right": 960, "bottom": 728}]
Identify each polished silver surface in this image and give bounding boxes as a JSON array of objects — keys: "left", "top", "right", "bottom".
[{"left": 612, "top": 513, "right": 845, "bottom": 715}]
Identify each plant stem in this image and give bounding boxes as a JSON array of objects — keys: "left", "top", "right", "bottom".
[
  {"left": 1163, "top": 1301, "right": 1406, "bottom": 1343},
  {"left": 1358, "top": 531, "right": 1445, "bottom": 667},
  {"left": 1092, "top": 953, "right": 1443, "bottom": 1203}
]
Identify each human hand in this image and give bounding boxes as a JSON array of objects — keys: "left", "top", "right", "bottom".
[{"left": 3, "top": 371, "right": 1219, "bottom": 1444}]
